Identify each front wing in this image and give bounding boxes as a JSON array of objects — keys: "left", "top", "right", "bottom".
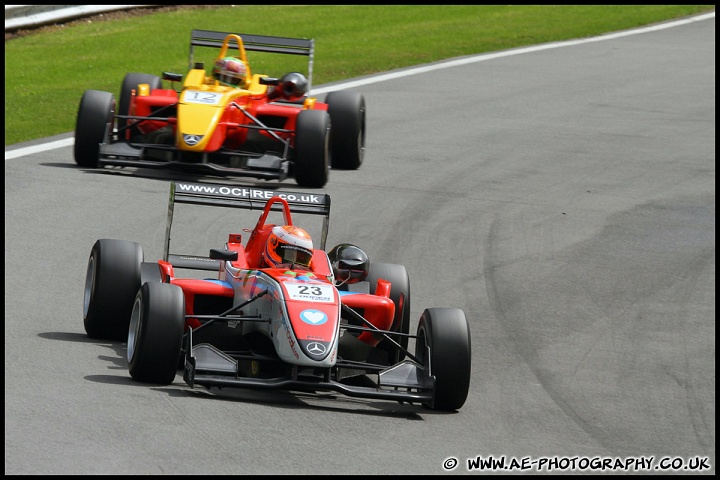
[
  {"left": 182, "top": 329, "right": 436, "bottom": 405},
  {"left": 97, "top": 132, "right": 292, "bottom": 181}
]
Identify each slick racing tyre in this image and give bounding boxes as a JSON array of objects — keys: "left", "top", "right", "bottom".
[
  {"left": 83, "top": 239, "right": 143, "bottom": 340},
  {"left": 118, "top": 73, "right": 162, "bottom": 138},
  {"left": 415, "top": 308, "right": 471, "bottom": 411},
  {"left": 128, "top": 282, "right": 185, "bottom": 385},
  {"left": 74, "top": 90, "right": 115, "bottom": 168},
  {"left": 367, "top": 263, "right": 411, "bottom": 364},
  {"left": 325, "top": 91, "right": 366, "bottom": 170},
  {"left": 294, "top": 109, "right": 330, "bottom": 188}
]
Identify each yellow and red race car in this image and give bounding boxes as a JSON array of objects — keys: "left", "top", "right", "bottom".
[{"left": 73, "top": 30, "right": 366, "bottom": 188}]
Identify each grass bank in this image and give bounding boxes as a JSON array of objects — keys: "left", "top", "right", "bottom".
[{"left": 4, "top": 5, "right": 714, "bottom": 146}]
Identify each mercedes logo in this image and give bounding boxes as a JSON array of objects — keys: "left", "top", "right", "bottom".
[
  {"left": 307, "top": 342, "right": 326, "bottom": 356},
  {"left": 183, "top": 134, "right": 202, "bottom": 146}
]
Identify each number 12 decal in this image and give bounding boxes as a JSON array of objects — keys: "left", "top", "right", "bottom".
[{"left": 183, "top": 91, "right": 222, "bottom": 105}]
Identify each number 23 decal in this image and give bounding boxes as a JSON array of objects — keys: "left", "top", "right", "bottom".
[
  {"left": 285, "top": 283, "right": 333, "bottom": 302},
  {"left": 298, "top": 285, "right": 324, "bottom": 296}
]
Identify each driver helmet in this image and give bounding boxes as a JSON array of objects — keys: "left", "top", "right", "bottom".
[
  {"left": 263, "top": 225, "right": 314, "bottom": 268},
  {"left": 212, "top": 56, "right": 248, "bottom": 87}
]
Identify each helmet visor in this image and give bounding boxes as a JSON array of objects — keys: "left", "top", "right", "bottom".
[{"left": 276, "top": 245, "right": 313, "bottom": 267}]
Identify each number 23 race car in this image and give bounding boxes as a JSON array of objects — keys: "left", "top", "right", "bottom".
[
  {"left": 74, "top": 30, "right": 366, "bottom": 188},
  {"left": 82, "top": 182, "right": 471, "bottom": 411}
]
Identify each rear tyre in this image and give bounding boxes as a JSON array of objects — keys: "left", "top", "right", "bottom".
[
  {"left": 74, "top": 90, "right": 115, "bottom": 168},
  {"left": 367, "top": 263, "right": 411, "bottom": 364},
  {"left": 415, "top": 307, "right": 471, "bottom": 411},
  {"left": 128, "top": 282, "right": 186, "bottom": 385},
  {"left": 294, "top": 109, "right": 330, "bottom": 188},
  {"left": 83, "top": 239, "right": 143, "bottom": 340},
  {"left": 325, "top": 91, "right": 366, "bottom": 170},
  {"left": 118, "top": 73, "right": 162, "bottom": 137}
]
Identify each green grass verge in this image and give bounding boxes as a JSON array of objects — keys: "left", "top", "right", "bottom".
[{"left": 4, "top": 5, "right": 714, "bottom": 146}]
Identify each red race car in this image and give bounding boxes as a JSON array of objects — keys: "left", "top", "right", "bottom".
[
  {"left": 74, "top": 30, "right": 366, "bottom": 188},
  {"left": 82, "top": 181, "right": 472, "bottom": 411}
]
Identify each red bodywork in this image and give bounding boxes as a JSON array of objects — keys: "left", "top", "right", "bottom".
[
  {"left": 153, "top": 195, "right": 394, "bottom": 348},
  {"left": 127, "top": 86, "right": 329, "bottom": 152}
]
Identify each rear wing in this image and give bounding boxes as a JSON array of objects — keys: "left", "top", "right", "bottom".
[
  {"left": 164, "top": 181, "right": 331, "bottom": 269},
  {"left": 189, "top": 29, "right": 315, "bottom": 90}
]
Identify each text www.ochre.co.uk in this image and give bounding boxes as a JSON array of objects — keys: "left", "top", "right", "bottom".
[{"left": 441, "top": 455, "right": 712, "bottom": 472}]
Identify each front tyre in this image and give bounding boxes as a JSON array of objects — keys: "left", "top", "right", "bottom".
[
  {"left": 128, "top": 282, "right": 186, "bottom": 385},
  {"left": 325, "top": 91, "right": 366, "bottom": 170},
  {"left": 74, "top": 90, "right": 115, "bottom": 168},
  {"left": 83, "top": 239, "right": 143, "bottom": 340},
  {"left": 294, "top": 109, "right": 330, "bottom": 188},
  {"left": 415, "top": 308, "right": 471, "bottom": 411}
]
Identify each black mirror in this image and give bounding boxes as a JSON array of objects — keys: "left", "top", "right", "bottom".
[{"left": 210, "top": 249, "right": 238, "bottom": 261}]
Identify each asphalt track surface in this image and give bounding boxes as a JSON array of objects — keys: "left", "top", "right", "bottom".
[{"left": 5, "top": 14, "right": 715, "bottom": 475}]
